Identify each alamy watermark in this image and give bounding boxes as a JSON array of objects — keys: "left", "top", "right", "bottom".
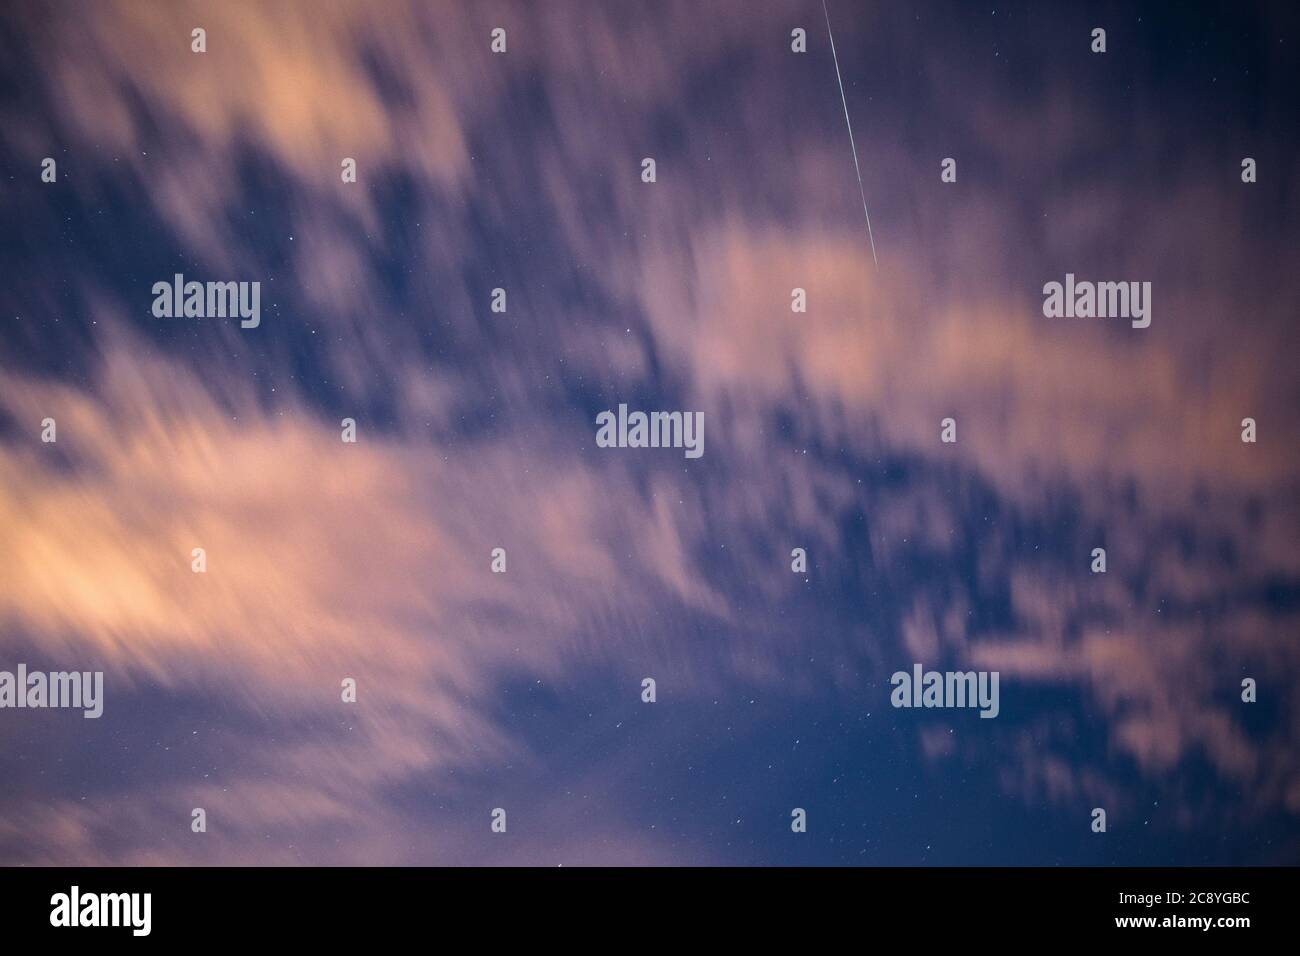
[
  {"left": 1042, "top": 273, "right": 1151, "bottom": 328},
  {"left": 595, "top": 404, "right": 704, "bottom": 459},
  {"left": 152, "top": 273, "right": 261, "bottom": 328},
  {"left": 50, "top": 886, "right": 150, "bottom": 936},
  {"left": 0, "top": 664, "right": 103, "bottom": 718},
  {"left": 890, "top": 663, "right": 999, "bottom": 718}
]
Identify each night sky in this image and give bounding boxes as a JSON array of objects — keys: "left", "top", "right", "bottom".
[{"left": 1, "top": 0, "right": 1297, "bottom": 866}]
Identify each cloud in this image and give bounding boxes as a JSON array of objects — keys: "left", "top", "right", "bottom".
[
  {"left": 1, "top": 0, "right": 1296, "bottom": 864},
  {"left": 0, "top": 335, "right": 733, "bottom": 862}
]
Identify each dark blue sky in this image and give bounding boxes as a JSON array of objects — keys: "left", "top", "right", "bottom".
[{"left": 0, "top": 0, "right": 1297, "bottom": 865}]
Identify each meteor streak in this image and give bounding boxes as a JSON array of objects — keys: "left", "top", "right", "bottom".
[{"left": 823, "top": 0, "right": 879, "bottom": 269}]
